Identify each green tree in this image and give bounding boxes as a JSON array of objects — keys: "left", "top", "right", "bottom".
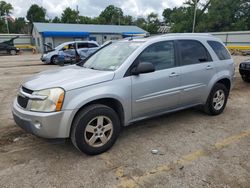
[
  {"left": 162, "top": 8, "right": 173, "bottom": 25},
  {"left": 0, "top": 0, "right": 13, "bottom": 16},
  {"left": 134, "top": 17, "right": 147, "bottom": 29},
  {"left": 79, "top": 16, "right": 92, "bottom": 24},
  {"left": 99, "top": 5, "right": 123, "bottom": 25},
  {"left": 9, "top": 17, "right": 28, "bottom": 33},
  {"left": 123, "top": 15, "right": 133, "bottom": 25},
  {"left": 146, "top": 13, "right": 160, "bottom": 34},
  {"left": 0, "top": 1, "right": 14, "bottom": 33},
  {"left": 205, "top": 0, "right": 250, "bottom": 31},
  {"left": 61, "top": 7, "right": 79, "bottom": 23},
  {"left": 162, "top": 0, "right": 250, "bottom": 32},
  {"left": 52, "top": 16, "right": 61, "bottom": 23},
  {"left": 26, "top": 4, "right": 46, "bottom": 23}
]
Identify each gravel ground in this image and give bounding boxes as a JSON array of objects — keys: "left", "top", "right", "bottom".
[{"left": 0, "top": 54, "right": 249, "bottom": 188}]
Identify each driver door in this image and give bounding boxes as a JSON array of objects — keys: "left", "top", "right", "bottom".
[{"left": 131, "top": 41, "right": 181, "bottom": 119}]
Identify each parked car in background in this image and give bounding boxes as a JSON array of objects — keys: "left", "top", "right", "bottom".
[
  {"left": 41, "top": 41, "right": 100, "bottom": 64},
  {"left": 239, "top": 59, "right": 250, "bottom": 82},
  {"left": 0, "top": 36, "right": 20, "bottom": 55},
  {"left": 13, "top": 34, "right": 235, "bottom": 155}
]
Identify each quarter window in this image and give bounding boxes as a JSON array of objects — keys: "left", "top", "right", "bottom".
[
  {"left": 138, "top": 41, "right": 175, "bottom": 71},
  {"left": 178, "top": 40, "right": 212, "bottom": 66},
  {"left": 207, "top": 40, "right": 231, "bottom": 60}
]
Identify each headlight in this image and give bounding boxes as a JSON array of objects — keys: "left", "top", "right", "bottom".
[
  {"left": 240, "top": 64, "right": 245, "bottom": 68},
  {"left": 30, "top": 88, "right": 65, "bottom": 112}
]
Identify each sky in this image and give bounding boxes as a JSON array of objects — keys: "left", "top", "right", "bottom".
[{"left": 6, "top": 0, "right": 186, "bottom": 20}]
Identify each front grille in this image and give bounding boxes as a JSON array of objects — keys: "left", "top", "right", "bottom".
[
  {"left": 17, "top": 95, "right": 29, "bottom": 108},
  {"left": 17, "top": 86, "right": 33, "bottom": 108}
]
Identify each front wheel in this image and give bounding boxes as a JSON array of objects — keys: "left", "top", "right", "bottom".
[
  {"left": 71, "top": 104, "right": 121, "bottom": 155},
  {"left": 50, "top": 55, "right": 58, "bottom": 64},
  {"left": 204, "top": 83, "right": 229, "bottom": 115}
]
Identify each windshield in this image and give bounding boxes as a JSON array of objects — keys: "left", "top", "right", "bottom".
[
  {"left": 83, "top": 42, "right": 143, "bottom": 71},
  {"left": 55, "top": 42, "right": 73, "bottom": 50}
]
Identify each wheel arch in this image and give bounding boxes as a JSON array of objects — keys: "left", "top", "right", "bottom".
[
  {"left": 205, "top": 75, "right": 232, "bottom": 104},
  {"left": 50, "top": 55, "right": 58, "bottom": 63},
  {"left": 70, "top": 98, "right": 125, "bottom": 136},
  {"left": 216, "top": 78, "right": 231, "bottom": 91}
]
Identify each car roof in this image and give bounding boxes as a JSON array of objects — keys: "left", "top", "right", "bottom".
[
  {"left": 60, "top": 41, "right": 98, "bottom": 45},
  {"left": 121, "top": 33, "right": 220, "bottom": 43}
]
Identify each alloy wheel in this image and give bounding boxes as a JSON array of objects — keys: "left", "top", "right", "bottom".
[
  {"left": 84, "top": 116, "right": 113, "bottom": 148},
  {"left": 212, "top": 89, "right": 225, "bottom": 111}
]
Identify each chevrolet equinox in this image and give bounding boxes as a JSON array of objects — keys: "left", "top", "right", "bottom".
[{"left": 12, "top": 34, "right": 235, "bottom": 155}]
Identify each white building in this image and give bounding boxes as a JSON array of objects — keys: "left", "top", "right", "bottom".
[{"left": 32, "top": 22, "right": 147, "bottom": 52}]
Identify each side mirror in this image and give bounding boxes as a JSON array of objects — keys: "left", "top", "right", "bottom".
[{"left": 131, "top": 62, "right": 155, "bottom": 75}]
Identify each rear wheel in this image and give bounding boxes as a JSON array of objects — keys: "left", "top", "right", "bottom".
[
  {"left": 71, "top": 104, "right": 121, "bottom": 155},
  {"left": 10, "top": 50, "right": 16, "bottom": 55},
  {"left": 204, "top": 83, "right": 229, "bottom": 115}
]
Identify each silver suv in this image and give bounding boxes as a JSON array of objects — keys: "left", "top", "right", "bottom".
[{"left": 12, "top": 34, "right": 235, "bottom": 155}]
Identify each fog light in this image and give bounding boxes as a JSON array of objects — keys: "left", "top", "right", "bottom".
[{"left": 34, "top": 121, "right": 42, "bottom": 129}]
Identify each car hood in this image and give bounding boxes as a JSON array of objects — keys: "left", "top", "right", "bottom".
[{"left": 22, "top": 65, "right": 115, "bottom": 91}]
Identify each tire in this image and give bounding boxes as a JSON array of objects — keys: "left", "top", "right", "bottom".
[
  {"left": 71, "top": 104, "right": 121, "bottom": 155},
  {"left": 10, "top": 50, "right": 16, "bottom": 55},
  {"left": 50, "top": 55, "right": 58, "bottom": 64},
  {"left": 242, "top": 76, "right": 250, "bottom": 83},
  {"left": 204, "top": 83, "right": 229, "bottom": 115}
]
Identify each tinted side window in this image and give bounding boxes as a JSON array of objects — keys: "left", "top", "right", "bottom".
[
  {"left": 207, "top": 41, "right": 231, "bottom": 60},
  {"left": 88, "top": 43, "right": 98, "bottom": 48},
  {"left": 178, "top": 40, "right": 212, "bottom": 66},
  {"left": 138, "top": 41, "right": 175, "bottom": 71},
  {"left": 77, "top": 43, "right": 88, "bottom": 49}
]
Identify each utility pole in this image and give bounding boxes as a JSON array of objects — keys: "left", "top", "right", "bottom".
[
  {"left": 76, "top": 5, "right": 79, "bottom": 23},
  {"left": 5, "top": 11, "right": 10, "bottom": 34},
  {"left": 192, "top": 0, "right": 198, "bottom": 33}
]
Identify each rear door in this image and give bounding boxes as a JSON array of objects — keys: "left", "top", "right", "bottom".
[
  {"left": 177, "top": 40, "right": 216, "bottom": 106},
  {"left": 0, "top": 43, "right": 8, "bottom": 53},
  {"left": 131, "top": 40, "right": 181, "bottom": 119},
  {"left": 77, "top": 42, "right": 89, "bottom": 58}
]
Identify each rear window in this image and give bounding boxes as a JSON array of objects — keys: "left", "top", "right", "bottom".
[
  {"left": 77, "top": 43, "right": 88, "bottom": 49},
  {"left": 88, "top": 43, "right": 98, "bottom": 48},
  {"left": 207, "top": 41, "right": 231, "bottom": 60}
]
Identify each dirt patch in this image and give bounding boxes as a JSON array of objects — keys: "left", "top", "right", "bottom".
[{"left": 0, "top": 127, "right": 28, "bottom": 147}]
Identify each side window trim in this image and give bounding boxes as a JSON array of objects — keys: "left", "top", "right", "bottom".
[
  {"left": 177, "top": 39, "right": 213, "bottom": 66},
  {"left": 124, "top": 40, "right": 177, "bottom": 77}
]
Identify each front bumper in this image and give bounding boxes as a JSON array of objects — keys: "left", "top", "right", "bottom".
[
  {"left": 40, "top": 55, "right": 50, "bottom": 64},
  {"left": 12, "top": 98, "right": 76, "bottom": 138},
  {"left": 239, "top": 68, "right": 250, "bottom": 77}
]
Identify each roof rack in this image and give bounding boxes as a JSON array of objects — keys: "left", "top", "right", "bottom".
[{"left": 160, "top": 33, "right": 213, "bottom": 37}]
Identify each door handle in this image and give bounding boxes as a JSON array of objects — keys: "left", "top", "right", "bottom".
[
  {"left": 169, "top": 72, "right": 180, "bottom": 78},
  {"left": 206, "top": 65, "right": 213, "bottom": 70}
]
